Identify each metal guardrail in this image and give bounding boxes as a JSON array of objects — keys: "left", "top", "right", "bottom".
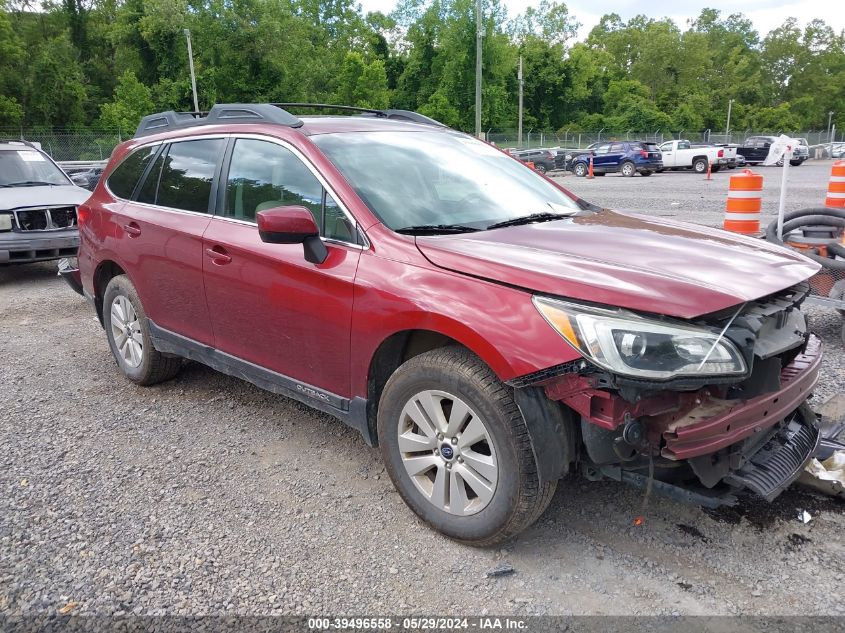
[{"left": 58, "top": 160, "right": 108, "bottom": 174}]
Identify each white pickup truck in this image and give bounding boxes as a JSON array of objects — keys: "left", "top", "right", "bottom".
[{"left": 657, "top": 140, "right": 734, "bottom": 173}]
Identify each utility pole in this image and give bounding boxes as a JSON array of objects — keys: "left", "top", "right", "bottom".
[
  {"left": 725, "top": 99, "right": 734, "bottom": 141},
  {"left": 475, "top": 0, "right": 483, "bottom": 139},
  {"left": 828, "top": 111, "right": 835, "bottom": 142},
  {"left": 184, "top": 29, "right": 200, "bottom": 114},
  {"left": 517, "top": 56, "right": 523, "bottom": 147}
]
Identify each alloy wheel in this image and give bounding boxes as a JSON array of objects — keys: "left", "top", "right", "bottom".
[
  {"left": 110, "top": 294, "right": 143, "bottom": 368},
  {"left": 397, "top": 389, "right": 498, "bottom": 516}
]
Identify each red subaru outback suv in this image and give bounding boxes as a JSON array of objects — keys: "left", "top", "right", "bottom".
[{"left": 63, "top": 103, "right": 822, "bottom": 545}]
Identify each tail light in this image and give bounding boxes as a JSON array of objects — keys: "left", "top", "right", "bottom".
[
  {"left": 640, "top": 150, "right": 648, "bottom": 158},
  {"left": 718, "top": 149, "right": 724, "bottom": 158},
  {"left": 76, "top": 203, "right": 91, "bottom": 228}
]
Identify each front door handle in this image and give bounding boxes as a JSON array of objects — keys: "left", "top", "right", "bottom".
[
  {"left": 205, "top": 246, "right": 232, "bottom": 265},
  {"left": 123, "top": 222, "right": 141, "bottom": 237}
]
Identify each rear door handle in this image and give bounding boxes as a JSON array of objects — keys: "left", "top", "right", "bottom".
[
  {"left": 123, "top": 222, "right": 141, "bottom": 237},
  {"left": 205, "top": 246, "right": 232, "bottom": 265}
]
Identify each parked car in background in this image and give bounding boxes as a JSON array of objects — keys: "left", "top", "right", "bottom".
[
  {"left": 64, "top": 103, "right": 823, "bottom": 545},
  {"left": 706, "top": 144, "right": 739, "bottom": 169},
  {"left": 510, "top": 148, "right": 556, "bottom": 173},
  {"left": 570, "top": 140, "right": 662, "bottom": 177},
  {"left": 737, "top": 136, "right": 806, "bottom": 167},
  {"left": 68, "top": 165, "right": 106, "bottom": 191},
  {"left": 831, "top": 143, "right": 845, "bottom": 159},
  {"left": 658, "top": 140, "right": 728, "bottom": 173},
  {"left": 0, "top": 140, "right": 88, "bottom": 264},
  {"left": 791, "top": 138, "right": 809, "bottom": 166}
]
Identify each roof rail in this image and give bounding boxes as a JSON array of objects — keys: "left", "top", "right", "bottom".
[
  {"left": 134, "top": 103, "right": 304, "bottom": 138},
  {"left": 134, "top": 102, "right": 446, "bottom": 138},
  {"left": 0, "top": 138, "right": 37, "bottom": 148},
  {"left": 270, "top": 103, "right": 446, "bottom": 127}
]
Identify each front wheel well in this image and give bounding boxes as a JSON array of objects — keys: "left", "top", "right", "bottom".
[
  {"left": 93, "top": 260, "right": 126, "bottom": 325},
  {"left": 366, "top": 330, "right": 464, "bottom": 445}
]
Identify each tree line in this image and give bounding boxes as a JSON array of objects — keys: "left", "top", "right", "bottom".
[{"left": 1, "top": 0, "right": 843, "bottom": 136}]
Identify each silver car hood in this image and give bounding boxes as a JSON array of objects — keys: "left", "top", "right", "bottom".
[{"left": 0, "top": 185, "right": 90, "bottom": 211}]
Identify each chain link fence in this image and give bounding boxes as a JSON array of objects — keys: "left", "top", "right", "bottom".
[
  {"left": 5, "top": 126, "right": 844, "bottom": 161},
  {"left": 1, "top": 128, "right": 124, "bottom": 161},
  {"left": 488, "top": 129, "right": 845, "bottom": 152}
]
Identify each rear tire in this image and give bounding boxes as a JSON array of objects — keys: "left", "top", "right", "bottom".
[
  {"left": 693, "top": 158, "right": 708, "bottom": 173},
  {"left": 620, "top": 161, "right": 636, "bottom": 177},
  {"left": 377, "top": 347, "right": 556, "bottom": 546},
  {"left": 103, "top": 275, "right": 181, "bottom": 386},
  {"left": 641, "top": 170, "right": 652, "bottom": 176}
]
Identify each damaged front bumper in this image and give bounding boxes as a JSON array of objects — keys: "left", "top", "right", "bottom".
[
  {"left": 0, "top": 228, "right": 79, "bottom": 264},
  {"left": 543, "top": 333, "right": 823, "bottom": 505}
]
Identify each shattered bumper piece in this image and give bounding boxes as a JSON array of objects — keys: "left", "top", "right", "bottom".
[{"left": 725, "top": 410, "right": 820, "bottom": 501}]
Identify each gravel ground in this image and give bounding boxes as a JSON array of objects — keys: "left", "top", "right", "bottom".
[
  {"left": 553, "top": 159, "right": 838, "bottom": 228},
  {"left": 1, "top": 167, "right": 844, "bottom": 619}
]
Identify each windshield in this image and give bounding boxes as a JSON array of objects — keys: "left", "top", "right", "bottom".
[
  {"left": 312, "top": 131, "right": 580, "bottom": 231},
  {"left": 0, "top": 148, "right": 70, "bottom": 186}
]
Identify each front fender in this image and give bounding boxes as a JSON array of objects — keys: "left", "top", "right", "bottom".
[{"left": 350, "top": 251, "right": 581, "bottom": 398}]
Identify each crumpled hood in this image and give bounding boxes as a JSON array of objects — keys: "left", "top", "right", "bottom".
[
  {"left": 416, "top": 210, "right": 820, "bottom": 319},
  {"left": 0, "top": 185, "right": 90, "bottom": 211}
]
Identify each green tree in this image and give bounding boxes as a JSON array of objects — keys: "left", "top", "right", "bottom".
[{"left": 99, "top": 70, "right": 155, "bottom": 133}]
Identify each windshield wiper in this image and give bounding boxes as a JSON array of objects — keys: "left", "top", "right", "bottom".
[
  {"left": 395, "top": 224, "right": 481, "bottom": 235},
  {"left": 486, "top": 212, "right": 571, "bottom": 230},
  {"left": 0, "top": 181, "right": 60, "bottom": 188}
]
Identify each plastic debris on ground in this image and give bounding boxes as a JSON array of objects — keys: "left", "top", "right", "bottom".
[
  {"left": 486, "top": 562, "right": 515, "bottom": 578},
  {"left": 799, "top": 451, "right": 845, "bottom": 499}
]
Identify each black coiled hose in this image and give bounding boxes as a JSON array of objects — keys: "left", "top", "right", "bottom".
[{"left": 764, "top": 207, "right": 845, "bottom": 269}]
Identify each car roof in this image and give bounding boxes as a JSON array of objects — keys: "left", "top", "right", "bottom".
[
  {"left": 0, "top": 140, "right": 43, "bottom": 152},
  {"left": 298, "top": 116, "right": 450, "bottom": 135}
]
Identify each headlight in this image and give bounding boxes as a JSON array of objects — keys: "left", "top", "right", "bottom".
[
  {"left": 533, "top": 297, "right": 746, "bottom": 380},
  {"left": 0, "top": 213, "right": 11, "bottom": 232}
]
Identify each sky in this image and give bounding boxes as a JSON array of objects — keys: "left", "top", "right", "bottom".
[{"left": 357, "top": 0, "right": 845, "bottom": 40}]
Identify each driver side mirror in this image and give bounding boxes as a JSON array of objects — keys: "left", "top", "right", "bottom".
[{"left": 257, "top": 205, "right": 328, "bottom": 264}]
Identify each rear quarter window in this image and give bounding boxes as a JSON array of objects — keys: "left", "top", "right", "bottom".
[{"left": 107, "top": 145, "right": 159, "bottom": 199}]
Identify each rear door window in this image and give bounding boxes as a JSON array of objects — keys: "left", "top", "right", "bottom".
[
  {"left": 155, "top": 139, "right": 224, "bottom": 213},
  {"left": 136, "top": 147, "right": 167, "bottom": 205},
  {"left": 107, "top": 145, "right": 159, "bottom": 199}
]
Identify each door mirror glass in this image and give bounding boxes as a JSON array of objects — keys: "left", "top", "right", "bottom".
[{"left": 257, "top": 205, "right": 327, "bottom": 264}]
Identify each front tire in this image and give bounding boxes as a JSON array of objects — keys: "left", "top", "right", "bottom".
[
  {"left": 103, "top": 275, "right": 181, "bottom": 385},
  {"left": 573, "top": 162, "right": 588, "bottom": 177},
  {"left": 377, "top": 347, "right": 556, "bottom": 546}
]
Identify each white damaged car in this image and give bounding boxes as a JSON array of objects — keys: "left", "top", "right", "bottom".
[{"left": 0, "top": 140, "right": 89, "bottom": 265}]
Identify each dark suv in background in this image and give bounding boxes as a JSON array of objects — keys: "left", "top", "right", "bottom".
[
  {"left": 509, "top": 148, "right": 556, "bottom": 173},
  {"left": 569, "top": 141, "right": 662, "bottom": 177},
  {"left": 737, "top": 136, "right": 807, "bottom": 167}
]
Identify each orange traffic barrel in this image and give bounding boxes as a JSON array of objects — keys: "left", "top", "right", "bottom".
[
  {"left": 724, "top": 169, "right": 763, "bottom": 235},
  {"left": 825, "top": 161, "right": 845, "bottom": 208}
]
